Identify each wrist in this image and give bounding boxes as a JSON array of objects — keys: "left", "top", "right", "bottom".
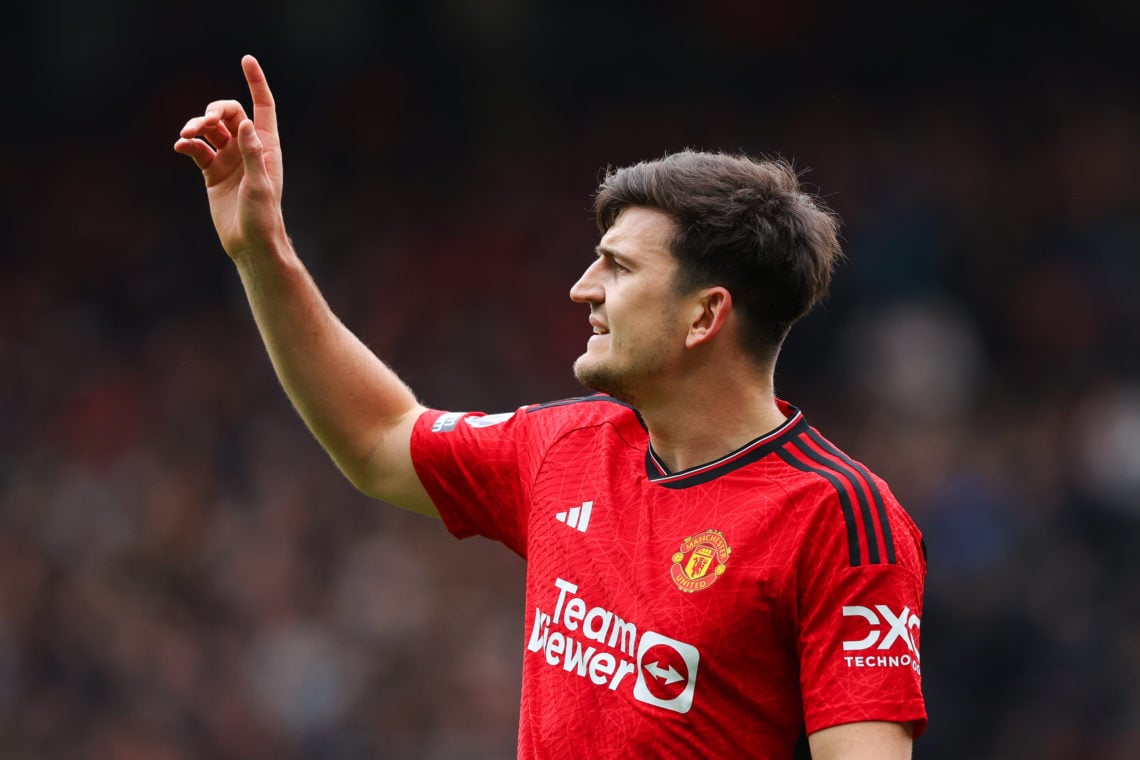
[{"left": 229, "top": 225, "right": 296, "bottom": 272}]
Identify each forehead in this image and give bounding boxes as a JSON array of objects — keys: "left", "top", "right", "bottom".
[{"left": 599, "top": 206, "right": 677, "bottom": 264}]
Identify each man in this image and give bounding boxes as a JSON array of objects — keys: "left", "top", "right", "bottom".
[{"left": 175, "top": 56, "right": 927, "bottom": 759}]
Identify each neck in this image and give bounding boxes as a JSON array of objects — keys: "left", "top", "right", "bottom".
[{"left": 637, "top": 364, "right": 787, "bottom": 474}]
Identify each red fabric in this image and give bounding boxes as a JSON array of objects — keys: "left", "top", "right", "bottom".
[{"left": 412, "top": 397, "right": 927, "bottom": 758}]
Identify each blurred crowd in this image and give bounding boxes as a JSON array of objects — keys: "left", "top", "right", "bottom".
[{"left": 2, "top": 2, "right": 1139, "bottom": 758}]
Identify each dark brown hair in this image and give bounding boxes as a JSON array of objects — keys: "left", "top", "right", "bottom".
[{"left": 594, "top": 150, "right": 843, "bottom": 362}]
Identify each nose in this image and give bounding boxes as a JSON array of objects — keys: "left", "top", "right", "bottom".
[{"left": 570, "top": 258, "right": 604, "bottom": 304}]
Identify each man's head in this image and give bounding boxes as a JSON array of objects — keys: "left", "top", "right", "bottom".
[{"left": 592, "top": 150, "right": 842, "bottom": 365}]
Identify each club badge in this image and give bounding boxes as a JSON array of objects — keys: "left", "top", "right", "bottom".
[{"left": 670, "top": 529, "right": 731, "bottom": 593}]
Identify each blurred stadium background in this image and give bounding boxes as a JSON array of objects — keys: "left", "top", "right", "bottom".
[{"left": 1, "top": 1, "right": 1138, "bottom": 757}]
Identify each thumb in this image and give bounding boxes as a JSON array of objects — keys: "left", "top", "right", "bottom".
[{"left": 237, "top": 119, "right": 269, "bottom": 189}]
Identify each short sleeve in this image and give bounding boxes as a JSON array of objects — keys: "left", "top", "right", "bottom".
[
  {"left": 796, "top": 487, "right": 928, "bottom": 739},
  {"left": 411, "top": 408, "right": 534, "bottom": 556}
]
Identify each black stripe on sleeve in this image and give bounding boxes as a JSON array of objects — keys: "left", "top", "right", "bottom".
[
  {"left": 806, "top": 430, "right": 897, "bottom": 564},
  {"left": 776, "top": 446, "right": 863, "bottom": 567},
  {"left": 790, "top": 435, "right": 882, "bottom": 565}
]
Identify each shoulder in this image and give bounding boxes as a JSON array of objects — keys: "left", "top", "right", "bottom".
[
  {"left": 520, "top": 393, "right": 646, "bottom": 439},
  {"left": 771, "top": 425, "right": 924, "bottom": 572},
  {"left": 418, "top": 394, "right": 645, "bottom": 450},
  {"left": 524, "top": 393, "right": 644, "bottom": 426}
]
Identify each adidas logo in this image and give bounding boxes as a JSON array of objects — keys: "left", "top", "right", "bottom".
[{"left": 555, "top": 501, "right": 594, "bottom": 533}]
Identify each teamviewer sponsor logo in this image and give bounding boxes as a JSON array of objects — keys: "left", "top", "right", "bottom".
[
  {"left": 633, "top": 631, "right": 699, "bottom": 713},
  {"left": 526, "top": 577, "right": 700, "bottom": 714},
  {"left": 840, "top": 604, "right": 921, "bottom": 674},
  {"left": 555, "top": 501, "right": 593, "bottom": 533}
]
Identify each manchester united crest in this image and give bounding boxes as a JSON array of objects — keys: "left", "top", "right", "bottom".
[{"left": 670, "top": 529, "right": 731, "bottom": 593}]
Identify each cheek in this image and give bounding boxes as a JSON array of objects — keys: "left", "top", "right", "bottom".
[{"left": 620, "top": 317, "right": 669, "bottom": 355}]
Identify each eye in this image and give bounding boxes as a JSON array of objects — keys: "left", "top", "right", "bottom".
[
  {"left": 593, "top": 248, "right": 631, "bottom": 275},
  {"left": 602, "top": 254, "right": 629, "bottom": 274}
]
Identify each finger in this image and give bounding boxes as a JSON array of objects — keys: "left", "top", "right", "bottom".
[
  {"left": 202, "top": 120, "right": 233, "bottom": 151},
  {"left": 203, "top": 98, "right": 248, "bottom": 137},
  {"left": 179, "top": 115, "right": 207, "bottom": 138},
  {"left": 173, "top": 137, "right": 216, "bottom": 171},
  {"left": 182, "top": 114, "right": 233, "bottom": 138},
  {"left": 181, "top": 117, "right": 234, "bottom": 151},
  {"left": 236, "top": 119, "right": 269, "bottom": 189},
  {"left": 241, "top": 55, "right": 278, "bottom": 138}
]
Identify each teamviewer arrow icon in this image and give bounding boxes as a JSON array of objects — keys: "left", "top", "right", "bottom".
[
  {"left": 634, "top": 632, "right": 699, "bottom": 714},
  {"left": 644, "top": 661, "right": 683, "bottom": 685}
]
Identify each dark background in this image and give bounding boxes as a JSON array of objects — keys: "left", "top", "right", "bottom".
[{"left": 2, "top": 1, "right": 1139, "bottom": 757}]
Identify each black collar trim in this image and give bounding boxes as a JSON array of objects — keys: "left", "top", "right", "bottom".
[{"left": 646, "top": 402, "right": 808, "bottom": 489}]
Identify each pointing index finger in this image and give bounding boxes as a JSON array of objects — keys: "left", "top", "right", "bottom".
[{"left": 241, "top": 54, "right": 277, "bottom": 136}]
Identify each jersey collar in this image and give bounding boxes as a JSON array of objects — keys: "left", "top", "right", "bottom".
[{"left": 645, "top": 400, "right": 808, "bottom": 489}]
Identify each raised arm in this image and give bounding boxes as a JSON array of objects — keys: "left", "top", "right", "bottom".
[{"left": 174, "top": 56, "right": 436, "bottom": 516}]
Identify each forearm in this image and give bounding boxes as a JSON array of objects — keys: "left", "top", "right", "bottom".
[
  {"left": 176, "top": 58, "right": 433, "bottom": 513},
  {"left": 234, "top": 239, "right": 432, "bottom": 511}
]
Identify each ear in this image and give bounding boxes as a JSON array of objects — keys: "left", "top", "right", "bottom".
[{"left": 685, "top": 286, "right": 733, "bottom": 349}]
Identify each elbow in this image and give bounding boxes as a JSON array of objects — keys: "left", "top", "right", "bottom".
[{"left": 333, "top": 452, "right": 390, "bottom": 500}]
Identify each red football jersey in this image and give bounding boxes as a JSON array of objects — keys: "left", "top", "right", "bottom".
[{"left": 411, "top": 396, "right": 927, "bottom": 758}]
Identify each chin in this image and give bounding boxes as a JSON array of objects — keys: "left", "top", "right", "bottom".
[
  {"left": 572, "top": 355, "right": 599, "bottom": 388},
  {"left": 573, "top": 357, "right": 637, "bottom": 405}
]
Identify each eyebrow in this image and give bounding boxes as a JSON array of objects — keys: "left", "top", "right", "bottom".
[{"left": 595, "top": 245, "right": 634, "bottom": 267}]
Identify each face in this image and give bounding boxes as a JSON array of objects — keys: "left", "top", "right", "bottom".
[{"left": 569, "top": 206, "right": 692, "bottom": 405}]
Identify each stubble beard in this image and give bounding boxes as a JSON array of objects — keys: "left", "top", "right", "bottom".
[
  {"left": 572, "top": 311, "right": 676, "bottom": 408},
  {"left": 574, "top": 356, "right": 631, "bottom": 404},
  {"left": 572, "top": 350, "right": 652, "bottom": 408}
]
